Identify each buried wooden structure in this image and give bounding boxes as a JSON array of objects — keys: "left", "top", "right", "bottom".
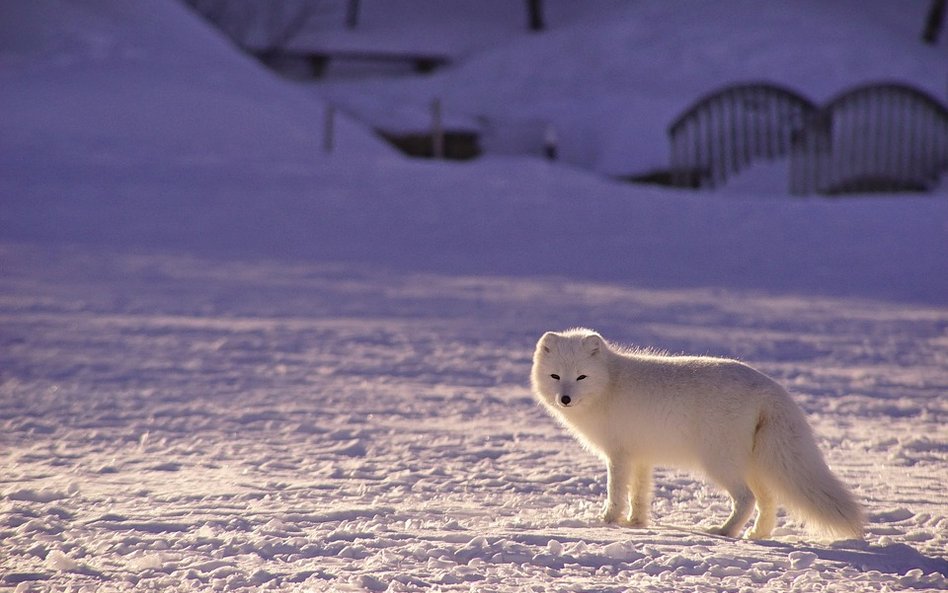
[
  {"left": 669, "top": 81, "right": 948, "bottom": 195},
  {"left": 254, "top": 49, "right": 450, "bottom": 78}
]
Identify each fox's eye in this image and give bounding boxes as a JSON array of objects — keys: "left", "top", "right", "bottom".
[
  {"left": 577, "top": 375, "right": 588, "bottom": 381},
  {"left": 550, "top": 374, "right": 560, "bottom": 380}
]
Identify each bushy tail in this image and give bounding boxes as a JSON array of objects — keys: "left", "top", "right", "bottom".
[{"left": 753, "top": 399, "right": 864, "bottom": 540}]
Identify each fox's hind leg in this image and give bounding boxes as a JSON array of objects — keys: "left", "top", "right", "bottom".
[
  {"left": 709, "top": 481, "right": 755, "bottom": 537},
  {"left": 747, "top": 476, "right": 776, "bottom": 539},
  {"left": 627, "top": 463, "right": 652, "bottom": 527},
  {"left": 703, "top": 459, "right": 756, "bottom": 537}
]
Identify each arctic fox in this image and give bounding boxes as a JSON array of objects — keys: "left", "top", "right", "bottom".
[{"left": 530, "top": 328, "right": 863, "bottom": 540}]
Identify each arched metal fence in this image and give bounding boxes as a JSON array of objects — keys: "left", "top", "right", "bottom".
[
  {"left": 790, "top": 83, "right": 948, "bottom": 195},
  {"left": 668, "top": 83, "right": 817, "bottom": 188},
  {"left": 669, "top": 81, "right": 948, "bottom": 195}
]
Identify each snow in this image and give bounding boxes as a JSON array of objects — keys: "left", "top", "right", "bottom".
[
  {"left": 2, "top": 247, "right": 947, "bottom": 591},
  {"left": 1, "top": 1, "right": 947, "bottom": 592},
  {"left": 315, "top": 0, "right": 948, "bottom": 174}
]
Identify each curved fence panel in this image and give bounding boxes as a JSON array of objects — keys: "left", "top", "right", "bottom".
[
  {"left": 670, "top": 81, "right": 948, "bottom": 195},
  {"left": 790, "top": 82, "right": 948, "bottom": 195},
  {"left": 668, "top": 82, "right": 817, "bottom": 188}
]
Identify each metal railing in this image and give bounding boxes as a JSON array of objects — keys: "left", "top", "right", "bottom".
[
  {"left": 669, "top": 83, "right": 817, "bottom": 188},
  {"left": 669, "top": 81, "right": 948, "bottom": 195},
  {"left": 790, "top": 83, "right": 948, "bottom": 195}
]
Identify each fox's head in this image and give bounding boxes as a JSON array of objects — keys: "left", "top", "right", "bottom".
[{"left": 531, "top": 328, "right": 610, "bottom": 411}]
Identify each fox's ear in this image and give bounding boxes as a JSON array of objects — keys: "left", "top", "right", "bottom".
[
  {"left": 538, "top": 331, "right": 558, "bottom": 353},
  {"left": 582, "top": 334, "right": 603, "bottom": 356}
]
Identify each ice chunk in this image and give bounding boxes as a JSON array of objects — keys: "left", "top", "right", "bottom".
[
  {"left": 4, "top": 488, "right": 69, "bottom": 503},
  {"left": 788, "top": 551, "right": 818, "bottom": 570},
  {"left": 46, "top": 551, "right": 79, "bottom": 572},
  {"left": 603, "top": 540, "right": 641, "bottom": 562},
  {"left": 129, "top": 554, "right": 165, "bottom": 572}
]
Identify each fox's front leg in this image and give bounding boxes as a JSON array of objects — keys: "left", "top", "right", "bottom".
[
  {"left": 628, "top": 463, "right": 653, "bottom": 527},
  {"left": 600, "top": 458, "right": 630, "bottom": 524}
]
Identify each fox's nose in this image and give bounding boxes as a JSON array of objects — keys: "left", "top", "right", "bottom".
[{"left": 559, "top": 395, "right": 572, "bottom": 406}]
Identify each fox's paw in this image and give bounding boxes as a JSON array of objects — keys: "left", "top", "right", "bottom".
[
  {"left": 746, "top": 528, "right": 773, "bottom": 540},
  {"left": 599, "top": 510, "right": 622, "bottom": 524},
  {"left": 622, "top": 516, "right": 649, "bottom": 529},
  {"left": 708, "top": 526, "right": 740, "bottom": 538}
]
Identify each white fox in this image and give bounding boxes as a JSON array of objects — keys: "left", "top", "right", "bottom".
[{"left": 530, "top": 328, "right": 863, "bottom": 540}]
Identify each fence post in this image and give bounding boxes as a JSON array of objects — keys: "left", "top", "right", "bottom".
[
  {"left": 323, "top": 104, "right": 335, "bottom": 154},
  {"left": 431, "top": 97, "right": 444, "bottom": 159},
  {"left": 346, "top": 0, "right": 360, "bottom": 29},
  {"left": 527, "top": 0, "right": 545, "bottom": 31},
  {"left": 544, "top": 123, "right": 558, "bottom": 160}
]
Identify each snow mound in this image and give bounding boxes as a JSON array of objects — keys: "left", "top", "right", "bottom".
[
  {"left": 0, "top": 0, "right": 391, "bottom": 168},
  {"left": 320, "top": 0, "right": 946, "bottom": 175}
]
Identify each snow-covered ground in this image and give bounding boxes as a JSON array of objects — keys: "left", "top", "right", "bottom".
[
  {"left": 2, "top": 245, "right": 947, "bottom": 592},
  {"left": 1, "top": 1, "right": 947, "bottom": 592}
]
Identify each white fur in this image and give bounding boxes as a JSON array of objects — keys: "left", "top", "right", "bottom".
[{"left": 530, "top": 328, "right": 864, "bottom": 540}]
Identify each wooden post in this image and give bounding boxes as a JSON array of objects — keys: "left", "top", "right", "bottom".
[
  {"left": 346, "top": 0, "right": 361, "bottom": 29},
  {"left": 923, "top": 0, "right": 946, "bottom": 43},
  {"left": 527, "top": 0, "right": 545, "bottom": 31},
  {"left": 543, "top": 123, "right": 558, "bottom": 160},
  {"left": 431, "top": 98, "right": 444, "bottom": 159},
  {"left": 323, "top": 104, "right": 335, "bottom": 154}
]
